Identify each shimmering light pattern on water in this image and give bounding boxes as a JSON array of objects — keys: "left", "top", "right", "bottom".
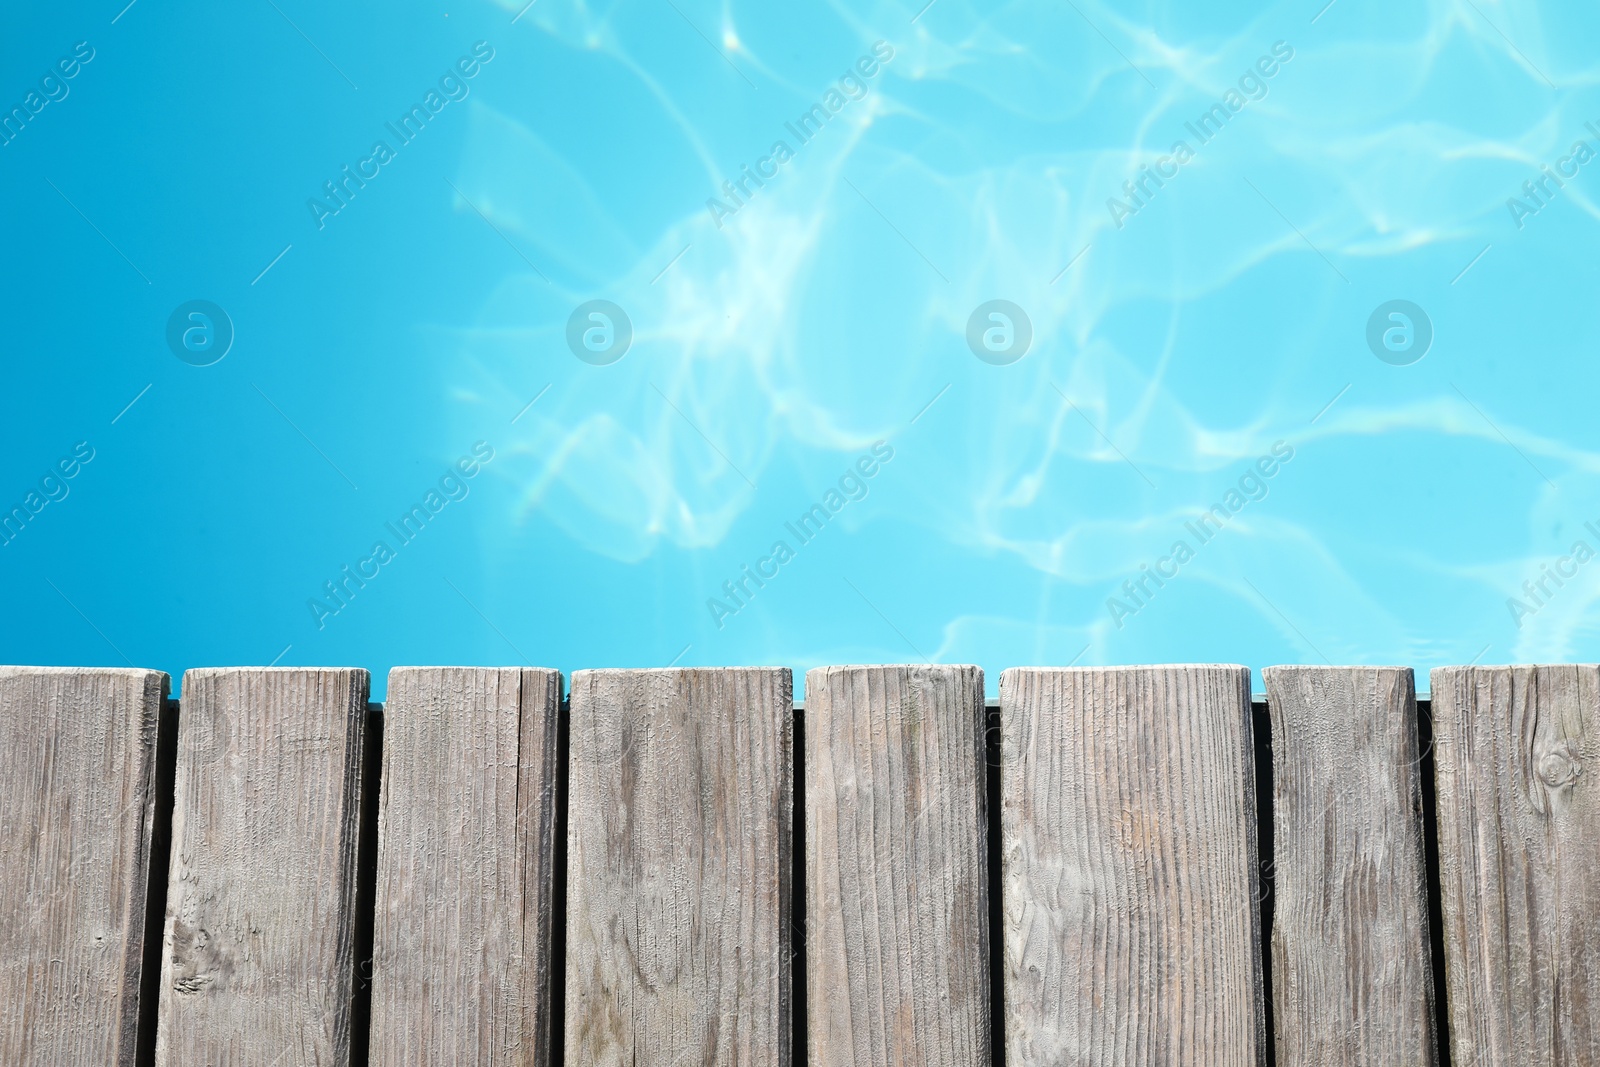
[{"left": 4, "top": 0, "right": 1598, "bottom": 695}]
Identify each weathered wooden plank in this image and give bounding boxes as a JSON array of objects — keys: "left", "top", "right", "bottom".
[
  {"left": 805, "top": 664, "right": 991, "bottom": 1067},
  {"left": 1000, "top": 665, "right": 1265, "bottom": 1066},
  {"left": 1263, "top": 666, "right": 1437, "bottom": 1066},
  {"left": 0, "top": 667, "right": 169, "bottom": 1066},
  {"left": 370, "top": 667, "right": 562, "bottom": 1066},
  {"left": 564, "top": 668, "right": 792, "bottom": 1067},
  {"left": 1431, "top": 665, "right": 1600, "bottom": 1063},
  {"left": 155, "top": 667, "right": 369, "bottom": 1067}
]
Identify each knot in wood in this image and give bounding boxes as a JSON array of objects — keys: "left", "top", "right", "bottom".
[{"left": 1537, "top": 744, "right": 1582, "bottom": 789}]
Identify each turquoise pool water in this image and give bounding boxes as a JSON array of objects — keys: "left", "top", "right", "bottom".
[{"left": 4, "top": 0, "right": 1597, "bottom": 698}]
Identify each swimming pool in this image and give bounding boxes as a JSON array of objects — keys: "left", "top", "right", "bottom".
[{"left": 4, "top": 0, "right": 1595, "bottom": 697}]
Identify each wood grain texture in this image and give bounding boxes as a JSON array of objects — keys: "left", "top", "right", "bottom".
[
  {"left": 371, "top": 667, "right": 562, "bottom": 1066},
  {"left": 805, "top": 664, "right": 991, "bottom": 1067},
  {"left": 1000, "top": 665, "right": 1266, "bottom": 1067},
  {"left": 155, "top": 667, "right": 370, "bottom": 1067},
  {"left": 1431, "top": 665, "right": 1600, "bottom": 1064},
  {"left": 565, "top": 668, "right": 792, "bottom": 1067},
  {"left": 0, "top": 667, "right": 169, "bottom": 1067},
  {"left": 1263, "top": 666, "right": 1437, "bottom": 1067}
]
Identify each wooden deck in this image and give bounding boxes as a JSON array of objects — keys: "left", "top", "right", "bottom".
[{"left": 1, "top": 662, "right": 1594, "bottom": 1065}]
